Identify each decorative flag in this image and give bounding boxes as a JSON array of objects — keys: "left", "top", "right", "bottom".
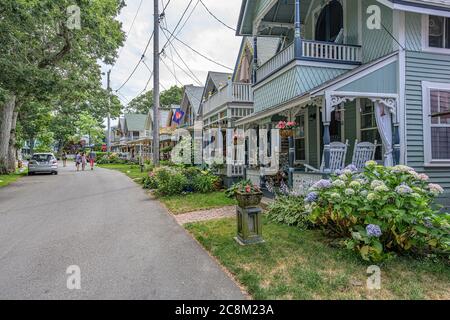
[{"left": 172, "top": 108, "right": 185, "bottom": 125}]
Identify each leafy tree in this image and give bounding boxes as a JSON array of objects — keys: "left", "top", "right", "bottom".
[
  {"left": 74, "top": 112, "right": 105, "bottom": 146},
  {"left": 125, "top": 86, "right": 183, "bottom": 114},
  {"left": 160, "top": 86, "right": 183, "bottom": 108},
  {"left": 125, "top": 90, "right": 153, "bottom": 114},
  {"left": 0, "top": 0, "right": 125, "bottom": 173}
]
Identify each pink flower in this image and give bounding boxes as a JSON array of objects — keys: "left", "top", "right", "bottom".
[
  {"left": 245, "top": 185, "right": 251, "bottom": 193},
  {"left": 286, "top": 121, "right": 297, "bottom": 128},
  {"left": 418, "top": 173, "right": 429, "bottom": 181},
  {"left": 277, "top": 121, "right": 286, "bottom": 129}
]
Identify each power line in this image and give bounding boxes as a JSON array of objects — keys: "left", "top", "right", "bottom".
[
  {"left": 160, "top": 0, "right": 194, "bottom": 53},
  {"left": 161, "top": 57, "right": 183, "bottom": 86},
  {"left": 160, "top": 26, "right": 203, "bottom": 85},
  {"left": 199, "top": 0, "right": 236, "bottom": 32},
  {"left": 114, "top": 31, "right": 154, "bottom": 92},
  {"left": 161, "top": 0, "right": 172, "bottom": 14},
  {"left": 174, "top": 0, "right": 200, "bottom": 38},
  {"left": 161, "top": 26, "right": 233, "bottom": 71},
  {"left": 113, "top": 0, "right": 145, "bottom": 71}
]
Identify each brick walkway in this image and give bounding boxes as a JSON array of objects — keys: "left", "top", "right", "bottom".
[{"left": 175, "top": 206, "right": 236, "bottom": 225}]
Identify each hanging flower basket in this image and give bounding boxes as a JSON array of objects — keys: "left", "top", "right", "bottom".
[
  {"left": 277, "top": 121, "right": 297, "bottom": 138},
  {"left": 280, "top": 129, "right": 294, "bottom": 138}
]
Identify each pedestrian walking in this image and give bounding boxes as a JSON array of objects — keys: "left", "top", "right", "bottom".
[
  {"left": 81, "top": 152, "right": 87, "bottom": 171},
  {"left": 89, "top": 150, "right": 96, "bottom": 171},
  {"left": 62, "top": 151, "right": 67, "bottom": 167},
  {"left": 75, "top": 152, "right": 81, "bottom": 171}
]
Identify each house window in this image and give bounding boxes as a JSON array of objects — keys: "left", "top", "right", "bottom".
[
  {"left": 429, "top": 88, "right": 450, "bottom": 161},
  {"left": 429, "top": 15, "right": 450, "bottom": 49},
  {"left": 294, "top": 114, "right": 306, "bottom": 162},
  {"left": 314, "top": 0, "right": 343, "bottom": 42},
  {"left": 359, "top": 99, "right": 383, "bottom": 161}
]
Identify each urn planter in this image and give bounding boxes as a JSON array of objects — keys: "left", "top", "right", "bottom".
[
  {"left": 234, "top": 191, "right": 264, "bottom": 245},
  {"left": 235, "top": 191, "right": 263, "bottom": 208}
]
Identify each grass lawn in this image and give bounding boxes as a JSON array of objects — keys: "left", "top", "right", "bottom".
[
  {"left": 186, "top": 217, "right": 450, "bottom": 300},
  {"left": 160, "top": 192, "right": 236, "bottom": 214},
  {"left": 0, "top": 170, "right": 27, "bottom": 188},
  {"left": 98, "top": 163, "right": 151, "bottom": 184}
]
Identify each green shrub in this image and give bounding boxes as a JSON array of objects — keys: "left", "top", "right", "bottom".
[
  {"left": 142, "top": 171, "right": 158, "bottom": 190},
  {"left": 306, "top": 162, "right": 450, "bottom": 262},
  {"left": 193, "top": 171, "right": 219, "bottom": 193},
  {"left": 267, "top": 195, "right": 310, "bottom": 229},
  {"left": 153, "top": 167, "right": 188, "bottom": 196}
]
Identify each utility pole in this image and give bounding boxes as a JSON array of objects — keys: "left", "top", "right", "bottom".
[
  {"left": 107, "top": 70, "right": 112, "bottom": 153},
  {"left": 152, "top": 0, "right": 160, "bottom": 166}
]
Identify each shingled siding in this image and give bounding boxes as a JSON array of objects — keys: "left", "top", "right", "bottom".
[
  {"left": 405, "top": 51, "right": 450, "bottom": 204},
  {"left": 253, "top": 65, "right": 348, "bottom": 113}
]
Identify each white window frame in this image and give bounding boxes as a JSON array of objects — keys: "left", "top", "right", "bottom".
[
  {"left": 422, "top": 81, "right": 450, "bottom": 166},
  {"left": 422, "top": 14, "right": 450, "bottom": 54}
]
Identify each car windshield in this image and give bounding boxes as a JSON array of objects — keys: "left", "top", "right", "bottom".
[{"left": 32, "top": 154, "right": 52, "bottom": 162}]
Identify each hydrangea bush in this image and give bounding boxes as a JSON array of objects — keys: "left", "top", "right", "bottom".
[{"left": 306, "top": 161, "right": 450, "bottom": 262}]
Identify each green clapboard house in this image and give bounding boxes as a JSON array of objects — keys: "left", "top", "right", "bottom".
[{"left": 229, "top": 0, "right": 450, "bottom": 206}]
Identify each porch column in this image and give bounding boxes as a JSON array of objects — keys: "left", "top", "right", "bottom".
[
  {"left": 294, "top": 0, "right": 302, "bottom": 58},
  {"left": 288, "top": 136, "right": 295, "bottom": 188},
  {"left": 393, "top": 125, "right": 400, "bottom": 165},
  {"left": 252, "top": 36, "right": 258, "bottom": 84},
  {"left": 323, "top": 123, "right": 331, "bottom": 173}
]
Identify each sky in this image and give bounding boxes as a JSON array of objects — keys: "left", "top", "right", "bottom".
[{"left": 101, "top": 0, "right": 243, "bottom": 124}]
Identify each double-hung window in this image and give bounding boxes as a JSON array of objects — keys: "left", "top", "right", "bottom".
[
  {"left": 422, "top": 82, "right": 450, "bottom": 165},
  {"left": 423, "top": 15, "right": 450, "bottom": 52}
]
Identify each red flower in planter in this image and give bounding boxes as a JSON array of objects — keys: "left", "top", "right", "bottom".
[{"left": 245, "top": 185, "right": 252, "bottom": 193}]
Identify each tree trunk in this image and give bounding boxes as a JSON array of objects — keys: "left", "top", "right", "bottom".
[
  {"left": 0, "top": 94, "right": 16, "bottom": 174},
  {"left": 7, "top": 110, "right": 19, "bottom": 172}
]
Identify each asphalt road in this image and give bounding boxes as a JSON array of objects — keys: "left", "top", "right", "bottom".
[{"left": 0, "top": 164, "right": 244, "bottom": 300}]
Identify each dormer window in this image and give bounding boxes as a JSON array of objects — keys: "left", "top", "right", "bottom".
[{"left": 429, "top": 16, "right": 450, "bottom": 49}]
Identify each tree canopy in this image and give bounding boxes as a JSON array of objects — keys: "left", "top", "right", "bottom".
[
  {"left": 0, "top": 0, "right": 125, "bottom": 173},
  {"left": 125, "top": 86, "right": 183, "bottom": 114}
]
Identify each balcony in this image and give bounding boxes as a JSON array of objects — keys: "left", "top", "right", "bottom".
[
  {"left": 256, "top": 41, "right": 362, "bottom": 83},
  {"left": 202, "top": 81, "right": 253, "bottom": 117}
]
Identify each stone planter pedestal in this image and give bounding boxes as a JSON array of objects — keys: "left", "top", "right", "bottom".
[{"left": 235, "top": 206, "right": 264, "bottom": 245}]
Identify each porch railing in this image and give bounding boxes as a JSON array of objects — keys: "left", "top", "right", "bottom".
[
  {"left": 256, "top": 40, "right": 362, "bottom": 82},
  {"left": 202, "top": 81, "right": 253, "bottom": 116},
  {"left": 302, "top": 40, "right": 362, "bottom": 63},
  {"left": 227, "top": 162, "right": 244, "bottom": 177},
  {"left": 256, "top": 44, "right": 295, "bottom": 82}
]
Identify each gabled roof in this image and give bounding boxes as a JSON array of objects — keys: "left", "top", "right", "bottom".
[
  {"left": 233, "top": 36, "right": 281, "bottom": 81},
  {"left": 124, "top": 114, "right": 147, "bottom": 132},
  {"left": 202, "top": 71, "right": 232, "bottom": 101},
  {"left": 183, "top": 85, "right": 204, "bottom": 115},
  {"left": 209, "top": 72, "right": 231, "bottom": 89}
]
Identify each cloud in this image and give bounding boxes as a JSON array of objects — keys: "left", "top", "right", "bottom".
[{"left": 101, "top": 0, "right": 243, "bottom": 108}]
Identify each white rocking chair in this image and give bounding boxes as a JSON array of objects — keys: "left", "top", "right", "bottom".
[
  {"left": 351, "top": 140, "right": 377, "bottom": 170},
  {"left": 304, "top": 140, "right": 349, "bottom": 173}
]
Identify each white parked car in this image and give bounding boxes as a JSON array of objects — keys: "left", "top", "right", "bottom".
[{"left": 28, "top": 153, "right": 58, "bottom": 175}]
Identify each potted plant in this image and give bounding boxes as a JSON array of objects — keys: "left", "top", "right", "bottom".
[
  {"left": 276, "top": 121, "right": 297, "bottom": 138},
  {"left": 230, "top": 180, "right": 263, "bottom": 208}
]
